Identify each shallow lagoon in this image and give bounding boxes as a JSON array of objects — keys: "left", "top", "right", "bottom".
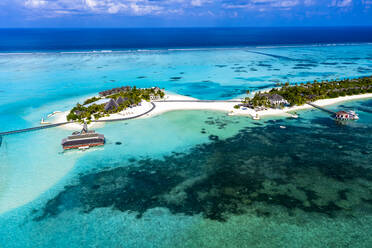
[
  {"left": 1, "top": 44, "right": 372, "bottom": 131},
  {"left": 1, "top": 99, "right": 372, "bottom": 247},
  {"left": 0, "top": 45, "right": 372, "bottom": 247}
]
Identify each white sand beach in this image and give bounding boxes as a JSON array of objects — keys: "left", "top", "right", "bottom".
[
  {"left": 142, "top": 92, "right": 372, "bottom": 119},
  {"left": 49, "top": 92, "right": 372, "bottom": 130}
]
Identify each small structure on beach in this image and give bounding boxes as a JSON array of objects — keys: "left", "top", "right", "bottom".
[{"left": 150, "top": 94, "right": 161, "bottom": 101}]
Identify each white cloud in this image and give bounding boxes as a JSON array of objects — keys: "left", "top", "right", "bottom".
[
  {"left": 223, "top": 0, "right": 299, "bottom": 10},
  {"left": 331, "top": 0, "right": 353, "bottom": 7},
  {"left": 190, "top": 0, "right": 212, "bottom": 7},
  {"left": 23, "top": 0, "right": 172, "bottom": 16},
  {"left": 191, "top": 0, "right": 203, "bottom": 7},
  {"left": 304, "top": 0, "right": 315, "bottom": 6},
  {"left": 272, "top": 0, "right": 299, "bottom": 7},
  {"left": 24, "top": 0, "right": 47, "bottom": 7}
]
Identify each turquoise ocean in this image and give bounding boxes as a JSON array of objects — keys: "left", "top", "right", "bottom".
[{"left": 0, "top": 43, "right": 372, "bottom": 247}]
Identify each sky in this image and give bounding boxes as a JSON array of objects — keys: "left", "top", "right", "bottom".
[{"left": 0, "top": 0, "right": 371, "bottom": 27}]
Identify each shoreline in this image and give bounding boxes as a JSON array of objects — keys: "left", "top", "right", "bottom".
[
  {"left": 49, "top": 92, "right": 372, "bottom": 130},
  {"left": 232, "top": 93, "right": 372, "bottom": 118}
]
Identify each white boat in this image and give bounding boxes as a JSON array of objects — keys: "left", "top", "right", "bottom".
[
  {"left": 47, "top": 111, "right": 62, "bottom": 118},
  {"left": 290, "top": 114, "right": 299, "bottom": 118},
  {"left": 40, "top": 118, "right": 50, "bottom": 124},
  {"left": 252, "top": 114, "right": 260, "bottom": 120},
  {"left": 280, "top": 125, "right": 286, "bottom": 129}
]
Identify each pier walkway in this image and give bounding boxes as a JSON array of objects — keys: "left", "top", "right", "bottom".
[
  {"left": 306, "top": 102, "right": 336, "bottom": 115},
  {"left": 0, "top": 103, "right": 156, "bottom": 136},
  {"left": 0, "top": 122, "right": 70, "bottom": 136}
]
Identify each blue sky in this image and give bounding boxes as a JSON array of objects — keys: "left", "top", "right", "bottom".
[{"left": 0, "top": 0, "right": 371, "bottom": 27}]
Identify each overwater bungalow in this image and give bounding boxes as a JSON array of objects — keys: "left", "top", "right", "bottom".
[
  {"left": 335, "top": 110, "right": 359, "bottom": 120},
  {"left": 61, "top": 123, "right": 105, "bottom": 150},
  {"left": 99, "top": 86, "right": 131, "bottom": 97}
]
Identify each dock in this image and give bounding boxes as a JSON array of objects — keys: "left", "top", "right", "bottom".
[
  {"left": 0, "top": 122, "right": 70, "bottom": 136},
  {"left": 0, "top": 103, "right": 156, "bottom": 136},
  {"left": 306, "top": 102, "right": 336, "bottom": 115}
]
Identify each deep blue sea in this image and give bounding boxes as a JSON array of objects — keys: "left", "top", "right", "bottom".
[
  {"left": 0, "top": 28, "right": 372, "bottom": 247},
  {"left": 1, "top": 27, "right": 372, "bottom": 52}
]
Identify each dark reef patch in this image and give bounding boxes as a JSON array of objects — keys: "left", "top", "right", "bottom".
[
  {"left": 35, "top": 120, "right": 372, "bottom": 222},
  {"left": 357, "top": 67, "right": 372, "bottom": 73},
  {"left": 170, "top": 77, "right": 182, "bottom": 81},
  {"left": 257, "top": 63, "right": 272, "bottom": 67},
  {"left": 295, "top": 63, "right": 317, "bottom": 67},
  {"left": 321, "top": 62, "right": 338, "bottom": 66}
]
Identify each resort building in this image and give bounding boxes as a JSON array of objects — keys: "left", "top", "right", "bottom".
[
  {"left": 149, "top": 94, "right": 161, "bottom": 101},
  {"left": 265, "top": 94, "right": 289, "bottom": 106},
  {"left": 99, "top": 86, "right": 131, "bottom": 97},
  {"left": 336, "top": 111, "right": 349, "bottom": 119},
  {"left": 104, "top": 98, "right": 119, "bottom": 111},
  {"left": 116, "top": 96, "right": 128, "bottom": 105},
  {"left": 335, "top": 110, "right": 359, "bottom": 120},
  {"left": 61, "top": 123, "right": 105, "bottom": 150}
]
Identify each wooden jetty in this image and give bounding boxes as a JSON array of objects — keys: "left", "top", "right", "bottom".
[
  {"left": 306, "top": 102, "right": 336, "bottom": 115},
  {"left": 0, "top": 122, "right": 70, "bottom": 136},
  {"left": 0, "top": 103, "right": 156, "bottom": 136}
]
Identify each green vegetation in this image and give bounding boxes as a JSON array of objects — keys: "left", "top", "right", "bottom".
[
  {"left": 83, "top": 96, "right": 100, "bottom": 105},
  {"left": 67, "top": 86, "right": 164, "bottom": 122},
  {"left": 106, "top": 86, "right": 164, "bottom": 102},
  {"left": 243, "top": 76, "right": 372, "bottom": 108}
]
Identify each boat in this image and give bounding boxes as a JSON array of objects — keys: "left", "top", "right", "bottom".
[
  {"left": 252, "top": 114, "right": 260, "bottom": 120},
  {"left": 290, "top": 113, "right": 299, "bottom": 118},
  {"left": 47, "top": 111, "right": 61, "bottom": 118},
  {"left": 61, "top": 123, "right": 105, "bottom": 150},
  {"left": 280, "top": 125, "right": 286, "bottom": 129},
  {"left": 335, "top": 110, "right": 359, "bottom": 120},
  {"left": 40, "top": 118, "right": 50, "bottom": 124}
]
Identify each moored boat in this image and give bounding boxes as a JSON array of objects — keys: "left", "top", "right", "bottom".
[{"left": 252, "top": 114, "right": 260, "bottom": 120}]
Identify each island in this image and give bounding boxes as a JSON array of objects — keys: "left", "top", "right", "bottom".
[
  {"left": 233, "top": 76, "right": 372, "bottom": 118},
  {"left": 45, "top": 76, "right": 372, "bottom": 131},
  {"left": 66, "top": 86, "right": 165, "bottom": 122}
]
